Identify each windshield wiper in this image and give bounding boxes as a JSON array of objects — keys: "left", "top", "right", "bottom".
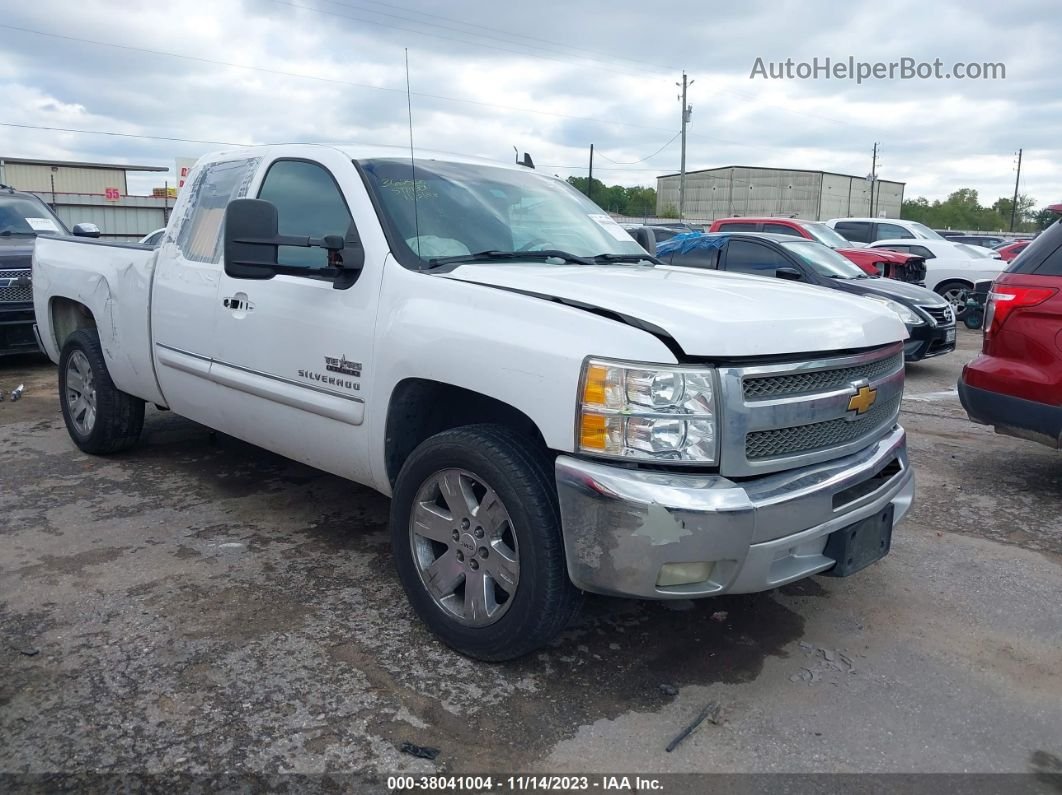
[
  {"left": 425, "top": 249, "right": 595, "bottom": 268},
  {"left": 591, "top": 253, "right": 660, "bottom": 265},
  {"left": 0, "top": 230, "right": 36, "bottom": 237}
]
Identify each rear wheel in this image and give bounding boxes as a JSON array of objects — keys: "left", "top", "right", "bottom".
[
  {"left": 935, "top": 280, "right": 972, "bottom": 320},
  {"left": 390, "top": 424, "right": 580, "bottom": 661},
  {"left": 58, "top": 328, "right": 145, "bottom": 454}
]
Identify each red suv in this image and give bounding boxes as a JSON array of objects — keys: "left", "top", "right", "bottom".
[
  {"left": 708, "top": 217, "right": 926, "bottom": 282},
  {"left": 959, "top": 215, "right": 1062, "bottom": 448}
]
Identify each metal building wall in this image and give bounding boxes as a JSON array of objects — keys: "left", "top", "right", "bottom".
[
  {"left": 4, "top": 163, "right": 129, "bottom": 195},
  {"left": 657, "top": 167, "right": 905, "bottom": 221},
  {"left": 33, "top": 193, "right": 171, "bottom": 240}
]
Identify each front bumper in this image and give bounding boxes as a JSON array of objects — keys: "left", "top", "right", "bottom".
[
  {"left": 903, "top": 323, "right": 956, "bottom": 362},
  {"left": 0, "top": 303, "right": 40, "bottom": 356},
  {"left": 555, "top": 426, "right": 913, "bottom": 599}
]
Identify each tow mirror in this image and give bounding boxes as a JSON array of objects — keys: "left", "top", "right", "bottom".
[
  {"left": 223, "top": 198, "right": 364, "bottom": 288},
  {"left": 72, "top": 223, "right": 101, "bottom": 238},
  {"left": 776, "top": 267, "right": 803, "bottom": 281}
]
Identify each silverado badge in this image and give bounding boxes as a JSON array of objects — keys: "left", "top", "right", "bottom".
[{"left": 847, "top": 384, "right": 878, "bottom": 415}]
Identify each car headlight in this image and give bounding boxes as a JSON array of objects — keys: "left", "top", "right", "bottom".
[
  {"left": 865, "top": 295, "right": 924, "bottom": 326},
  {"left": 577, "top": 359, "right": 717, "bottom": 463}
]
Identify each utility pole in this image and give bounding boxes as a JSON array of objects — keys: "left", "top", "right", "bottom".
[
  {"left": 677, "top": 72, "right": 693, "bottom": 219},
  {"left": 869, "top": 142, "right": 879, "bottom": 217},
  {"left": 588, "top": 143, "right": 594, "bottom": 204},
  {"left": 1010, "top": 148, "right": 1023, "bottom": 232}
]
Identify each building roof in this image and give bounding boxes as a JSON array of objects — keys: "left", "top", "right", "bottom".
[
  {"left": 0, "top": 156, "right": 168, "bottom": 173},
  {"left": 657, "top": 164, "right": 904, "bottom": 185}
]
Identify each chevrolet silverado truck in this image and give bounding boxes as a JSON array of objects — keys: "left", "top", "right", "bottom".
[{"left": 33, "top": 145, "right": 915, "bottom": 660}]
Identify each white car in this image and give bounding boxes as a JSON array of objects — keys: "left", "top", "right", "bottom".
[
  {"left": 139, "top": 228, "right": 166, "bottom": 247},
  {"left": 826, "top": 217, "right": 1000, "bottom": 259},
  {"left": 32, "top": 143, "right": 913, "bottom": 660},
  {"left": 867, "top": 239, "right": 1005, "bottom": 312}
]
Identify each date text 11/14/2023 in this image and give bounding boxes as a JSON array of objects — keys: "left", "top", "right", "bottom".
[{"left": 386, "top": 775, "right": 665, "bottom": 792}]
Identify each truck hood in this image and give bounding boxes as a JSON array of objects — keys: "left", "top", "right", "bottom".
[
  {"left": 440, "top": 263, "right": 906, "bottom": 358},
  {"left": 0, "top": 237, "right": 34, "bottom": 269}
]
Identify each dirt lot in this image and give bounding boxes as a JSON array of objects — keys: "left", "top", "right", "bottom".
[{"left": 2, "top": 329, "right": 1061, "bottom": 788}]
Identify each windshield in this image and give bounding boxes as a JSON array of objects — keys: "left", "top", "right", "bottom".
[
  {"left": 909, "top": 221, "right": 946, "bottom": 240},
  {"left": 803, "top": 222, "right": 851, "bottom": 249},
  {"left": 0, "top": 195, "right": 68, "bottom": 236},
  {"left": 359, "top": 158, "right": 646, "bottom": 266},
  {"left": 781, "top": 240, "right": 867, "bottom": 279}
]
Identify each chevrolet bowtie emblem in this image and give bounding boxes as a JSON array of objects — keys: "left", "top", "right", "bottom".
[{"left": 848, "top": 385, "right": 878, "bottom": 415}]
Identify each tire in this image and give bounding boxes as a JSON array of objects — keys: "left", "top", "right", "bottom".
[
  {"left": 58, "top": 328, "right": 145, "bottom": 455},
  {"left": 964, "top": 310, "right": 984, "bottom": 330},
  {"left": 390, "top": 424, "right": 581, "bottom": 661},
  {"left": 935, "top": 280, "right": 972, "bottom": 320}
]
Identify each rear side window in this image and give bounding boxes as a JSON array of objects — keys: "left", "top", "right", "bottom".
[
  {"left": 668, "top": 249, "right": 720, "bottom": 270},
  {"left": 717, "top": 222, "right": 759, "bottom": 232},
  {"left": 834, "top": 221, "right": 870, "bottom": 243},
  {"left": 724, "top": 240, "right": 791, "bottom": 277},
  {"left": 875, "top": 222, "right": 915, "bottom": 240},
  {"left": 651, "top": 228, "right": 678, "bottom": 242},
  {"left": 258, "top": 160, "right": 354, "bottom": 269},
  {"left": 175, "top": 157, "right": 260, "bottom": 263},
  {"left": 1008, "top": 221, "right": 1062, "bottom": 275},
  {"left": 763, "top": 223, "right": 803, "bottom": 237}
]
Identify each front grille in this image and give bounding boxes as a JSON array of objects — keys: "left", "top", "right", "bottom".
[
  {"left": 0, "top": 270, "right": 32, "bottom": 303},
  {"left": 922, "top": 304, "right": 954, "bottom": 326},
  {"left": 743, "top": 353, "right": 902, "bottom": 400},
  {"left": 746, "top": 395, "right": 901, "bottom": 460}
]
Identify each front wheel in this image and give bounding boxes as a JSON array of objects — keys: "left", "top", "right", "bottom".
[
  {"left": 58, "top": 328, "right": 145, "bottom": 454},
  {"left": 936, "top": 280, "right": 972, "bottom": 320},
  {"left": 390, "top": 425, "right": 580, "bottom": 661}
]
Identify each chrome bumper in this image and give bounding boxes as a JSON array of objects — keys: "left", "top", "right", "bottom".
[{"left": 555, "top": 426, "right": 913, "bottom": 599}]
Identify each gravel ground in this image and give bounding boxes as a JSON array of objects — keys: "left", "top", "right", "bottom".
[{"left": 1, "top": 329, "right": 1060, "bottom": 790}]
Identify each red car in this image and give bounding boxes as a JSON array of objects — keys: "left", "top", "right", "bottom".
[
  {"left": 708, "top": 217, "right": 926, "bottom": 282},
  {"left": 959, "top": 214, "right": 1062, "bottom": 448},
  {"left": 996, "top": 240, "right": 1031, "bottom": 263}
]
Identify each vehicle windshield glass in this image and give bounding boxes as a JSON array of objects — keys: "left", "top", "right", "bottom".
[
  {"left": 358, "top": 158, "right": 646, "bottom": 266},
  {"left": 803, "top": 222, "right": 851, "bottom": 249},
  {"left": 909, "top": 221, "right": 945, "bottom": 240},
  {"left": 0, "top": 196, "right": 68, "bottom": 236},
  {"left": 781, "top": 240, "right": 867, "bottom": 279}
]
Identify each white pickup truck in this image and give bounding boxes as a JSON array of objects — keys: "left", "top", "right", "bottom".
[{"left": 33, "top": 145, "right": 914, "bottom": 660}]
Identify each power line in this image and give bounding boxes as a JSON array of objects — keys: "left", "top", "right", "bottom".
[
  {"left": 267, "top": 0, "right": 653, "bottom": 80},
  {"left": 323, "top": 0, "right": 678, "bottom": 75},
  {"left": 0, "top": 23, "right": 689, "bottom": 136},
  {"left": 595, "top": 131, "right": 681, "bottom": 164}
]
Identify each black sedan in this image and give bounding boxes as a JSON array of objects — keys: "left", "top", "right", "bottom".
[{"left": 655, "top": 231, "right": 956, "bottom": 362}]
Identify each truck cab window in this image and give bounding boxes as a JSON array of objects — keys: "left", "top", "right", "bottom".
[
  {"left": 258, "top": 160, "right": 355, "bottom": 269},
  {"left": 176, "top": 157, "right": 260, "bottom": 263}
]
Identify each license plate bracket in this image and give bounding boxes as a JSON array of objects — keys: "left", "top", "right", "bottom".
[{"left": 820, "top": 505, "right": 894, "bottom": 577}]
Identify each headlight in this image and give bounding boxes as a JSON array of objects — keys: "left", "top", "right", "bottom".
[
  {"left": 865, "top": 295, "right": 924, "bottom": 326},
  {"left": 577, "top": 359, "right": 717, "bottom": 463}
]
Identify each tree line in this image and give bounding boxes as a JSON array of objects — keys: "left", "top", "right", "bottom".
[
  {"left": 566, "top": 177, "right": 657, "bottom": 218},
  {"left": 901, "top": 188, "right": 1055, "bottom": 232}
]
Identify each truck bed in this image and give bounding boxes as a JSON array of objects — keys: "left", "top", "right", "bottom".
[{"left": 33, "top": 235, "right": 166, "bottom": 406}]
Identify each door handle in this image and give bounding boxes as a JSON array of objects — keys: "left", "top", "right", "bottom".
[{"left": 222, "top": 296, "right": 253, "bottom": 312}]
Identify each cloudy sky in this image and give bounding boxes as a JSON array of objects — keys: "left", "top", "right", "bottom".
[{"left": 0, "top": 0, "right": 1057, "bottom": 206}]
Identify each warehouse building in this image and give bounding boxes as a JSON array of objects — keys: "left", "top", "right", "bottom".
[
  {"left": 656, "top": 165, "right": 905, "bottom": 222},
  {"left": 0, "top": 156, "right": 172, "bottom": 239}
]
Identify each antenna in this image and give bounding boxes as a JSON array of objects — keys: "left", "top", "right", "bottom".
[{"left": 404, "top": 49, "right": 421, "bottom": 256}]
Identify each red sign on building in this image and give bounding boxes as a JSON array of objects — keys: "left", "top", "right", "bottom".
[{"left": 104, "top": 187, "right": 121, "bottom": 201}]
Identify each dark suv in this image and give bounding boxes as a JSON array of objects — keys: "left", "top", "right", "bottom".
[
  {"left": 959, "top": 214, "right": 1062, "bottom": 447},
  {"left": 0, "top": 186, "right": 100, "bottom": 355},
  {"left": 656, "top": 232, "right": 957, "bottom": 362}
]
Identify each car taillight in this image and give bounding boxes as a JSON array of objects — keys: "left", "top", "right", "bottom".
[{"left": 984, "top": 285, "right": 1058, "bottom": 337}]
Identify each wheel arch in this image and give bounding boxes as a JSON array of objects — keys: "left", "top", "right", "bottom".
[
  {"left": 49, "top": 297, "right": 97, "bottom": 352},
  {"left": 384, "top": 378, "right": 549, "bottom": 489}
]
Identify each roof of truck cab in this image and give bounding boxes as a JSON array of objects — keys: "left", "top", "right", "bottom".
[{"left": 197, "top": 143, "right": 527, "bottom": 171}]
